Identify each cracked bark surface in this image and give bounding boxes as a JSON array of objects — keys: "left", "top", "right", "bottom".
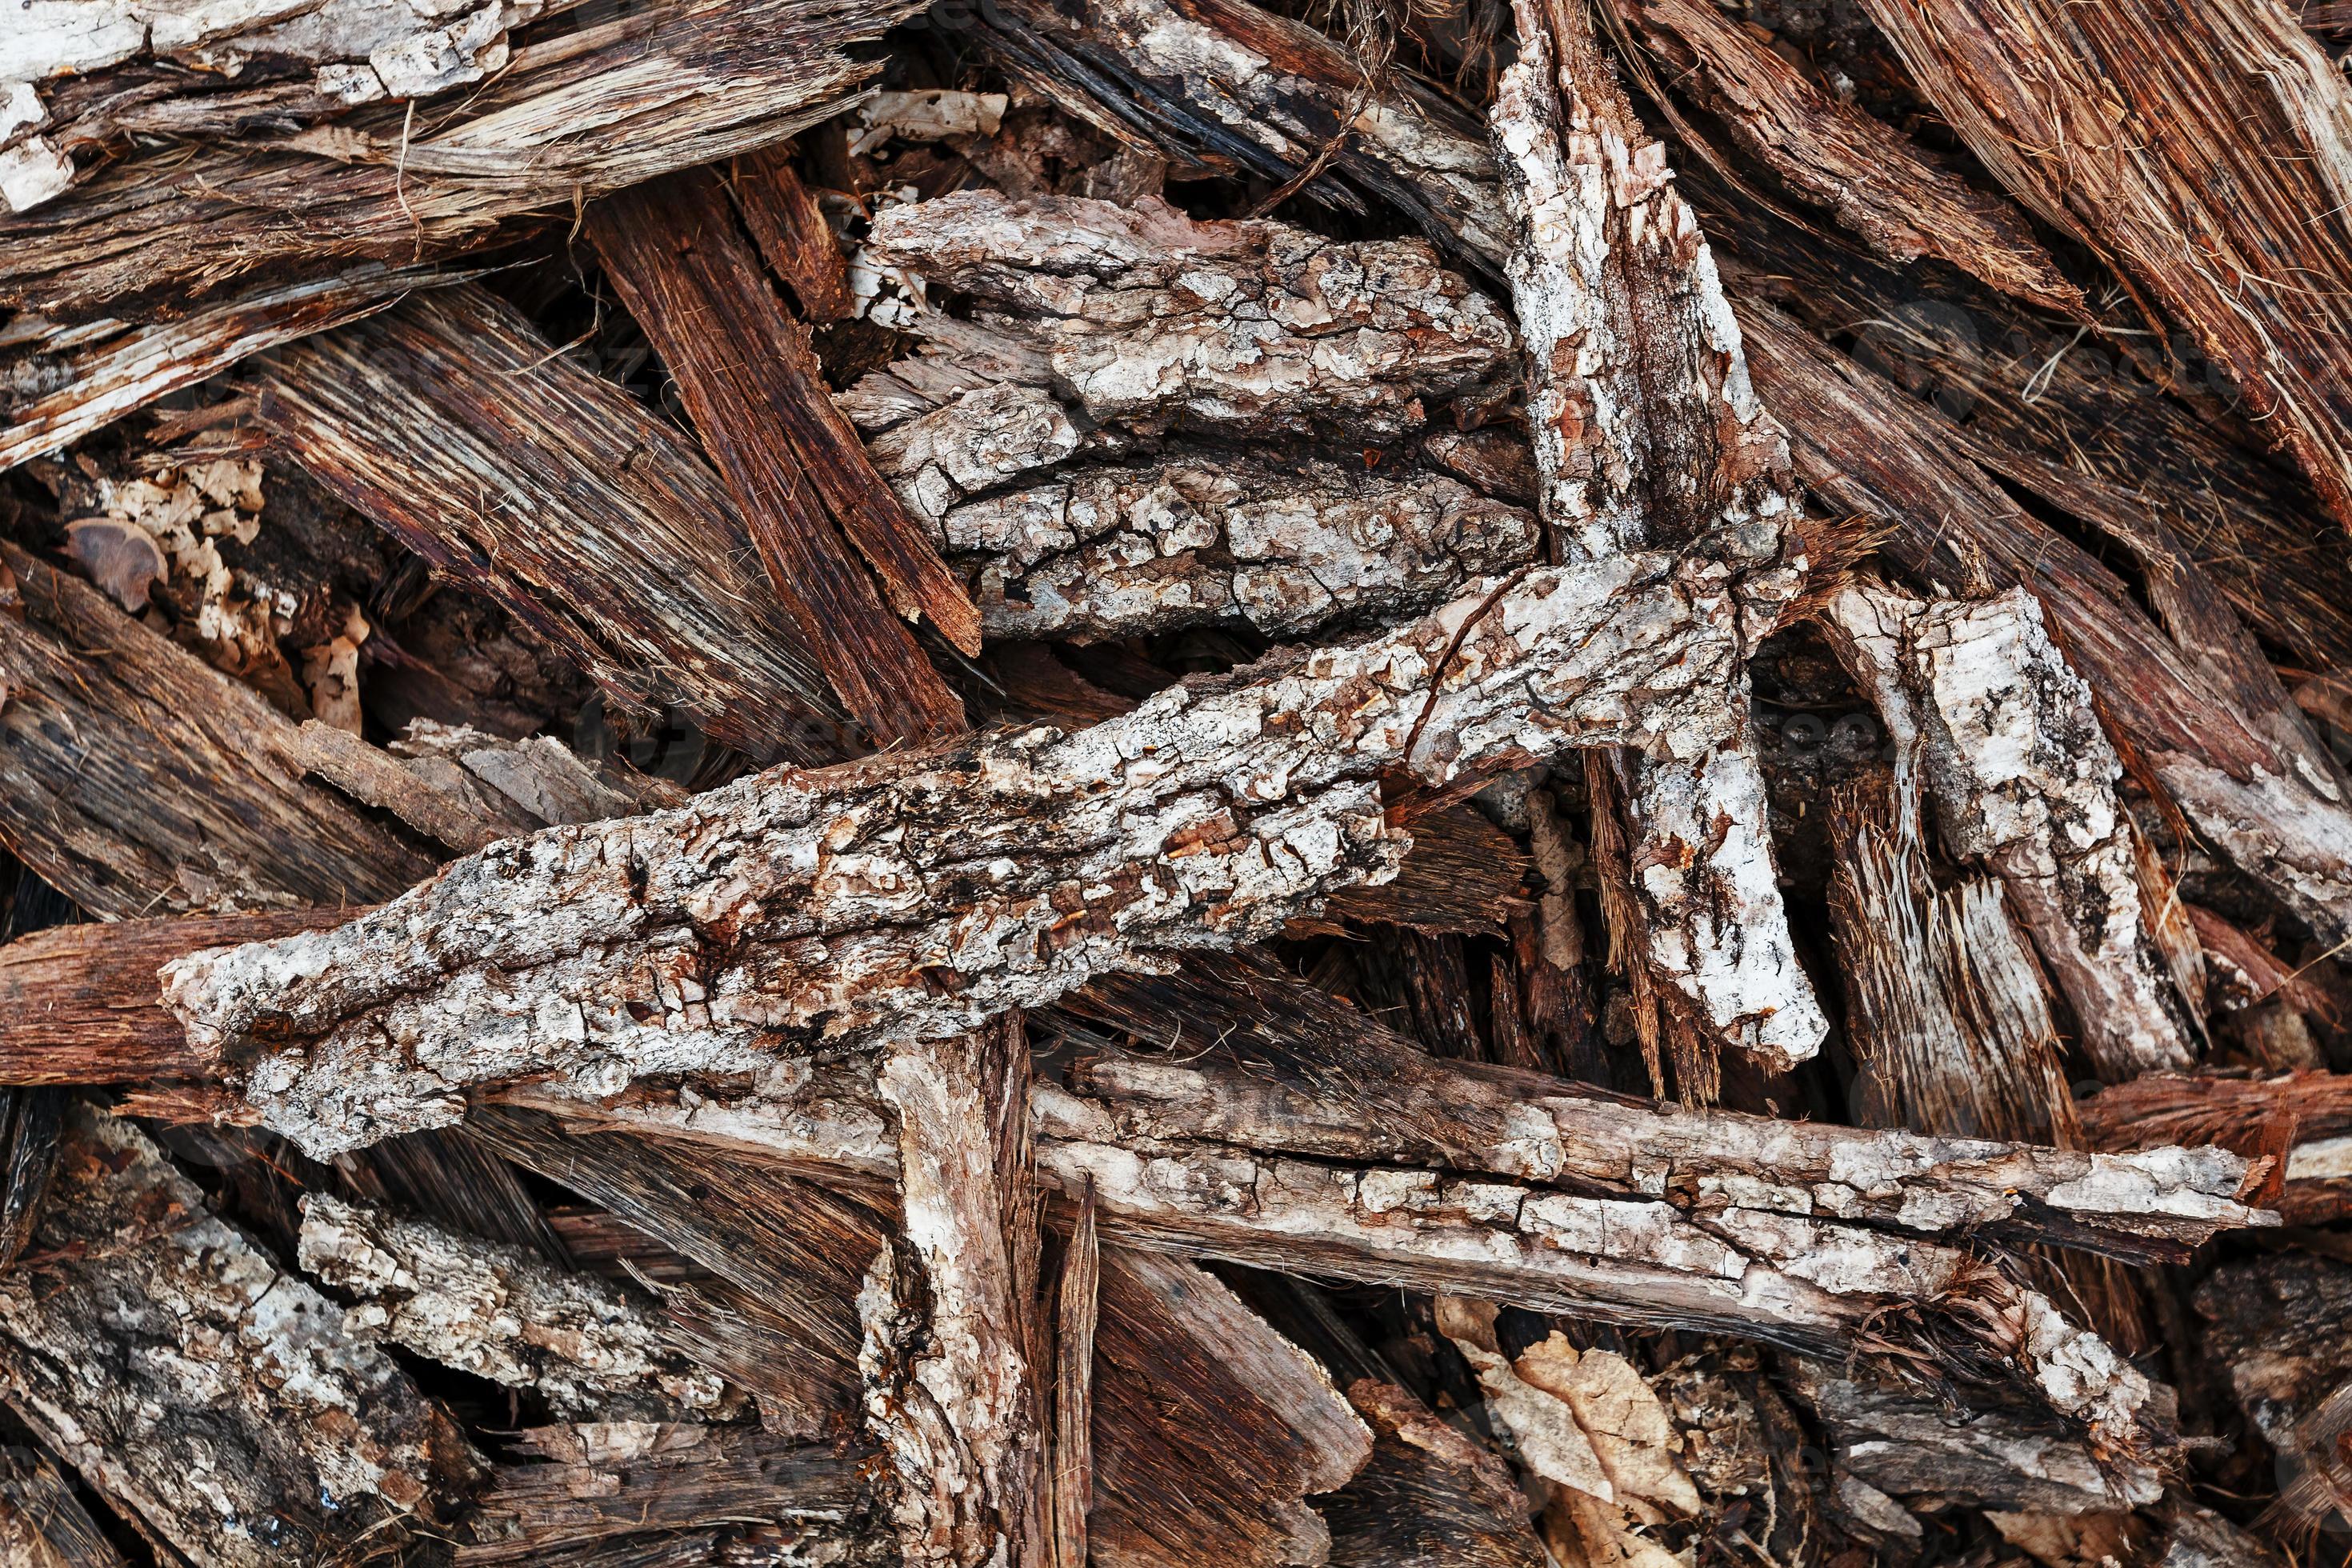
[
  {"left": 1827, "top": 582, "right": 2195, "bottom": 1079},
  {"left": 296, "top": 1194, "right": 741, "bottom": 1423},
  {"left": 0, "top": 1106, "right": 475, "bottom": 1565},
  {"left": 163, "top": 550, "right": 1774, "bottom": 1156},
  {"left": 1490, "top": 0, "right": 1824, "bottom": 1070},
  {"left": 849, "top": 192, "right": 1540, "bottom": 644}
]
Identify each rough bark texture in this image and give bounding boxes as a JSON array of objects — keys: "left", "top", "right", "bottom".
[
  {"left": 1826, "top": 582, "right": 2194, "bottom": 1078},
  {"left": 296, "top": 1194, "right": 740, "bottom": 1422},
  {"left": 1851, "top": 0, "right": 2352, "bottom": 530},
  {"left": 2196, "top": 1254, "right": 2352, "bottom": 1538},
  {"left": 848, "top": 190, "right": 1537, "bottom": 644},
  {"left": 0, "top": 0, "right": 926, "bottom": 320},
  {"left": 0, "top": 1106, "right": 474, "bottom": 1565},
  {"left": 164, "top": 553, "right": 1775, "bottom": 1156},
  {"left": 253, "top": 285, "right": 855, "bottom": 764},
  {"left": 1490, "top": 0, "right": 1824, "bottom": 1069},
  {"left": 0, "top": 542, "right": 438, "bottom": 916}
]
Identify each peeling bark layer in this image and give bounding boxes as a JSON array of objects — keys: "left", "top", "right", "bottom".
[
  {"left": 1490, "top": 0, "right": 1824, "bottom": 1068},
  {"left": 1827, "top": 582, "right": 2194, "bottom": 1078},
  {"left": 0, "top": 1106, "right": 474, "bottom": 1565},
  {"left": 165, "top": 553, "right": 1772, "bottom": 1156},
  {"left": 297, "top": 1194, "right": 739, "bottom": 1422}
]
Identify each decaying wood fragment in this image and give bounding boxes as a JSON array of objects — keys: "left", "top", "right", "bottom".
[
  {"left": 588, "top": 170, "right": 974, "bottom": 742},
  {"left": 0, "top": 1106, "right": 475, "bottom": 1563},
  {"left": 1850, "top": 0, "right": 2352, "bottom": 530},
  {"left": 462, "top": 1422, "right": 866, "bottom": 1563},
  {"left": 0, "top": 0, "right": 926, "bottom": 320},
  {"left": 252, "top": 286, "right": 854, "bottom": 763},
  {"left": 297, "top": 1194, "right": 741, "bottom": 1422},
  {"left": 1603, "top": 0, "right": 2086, "bottom": 317},
  {"left": 1490, "top": 0, "right": 1823, "bottom": 1069},
  {"left": 0, "top": 542, "right": 437, "bottom": 916},
  {"left": 958, "top": 0, "right": 1512, "bottom": 266},
  {"left": 1826, "top": 582, "right": 2194, "bottom": 1078},
  {"left": 163, "top": 554, "right": 1770, "bottom": 1155}
]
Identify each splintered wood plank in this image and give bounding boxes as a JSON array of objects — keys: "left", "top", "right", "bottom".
[
  {"left": 0, "top": 265, "right": 446, "bottom": 474},
  {"left": 1852, "top": 0, "right": 2352, "bottom": 531},
  {"left": 0, "top": 0, "right": 927, "bottom": 320},
  {"left": 251, "top": 285, "right": 854, "bottom": 763},
  {"left": 0, "top": 1105, "right": 477, "bottom": 1563},
  {"left": 586, "top": 170, "right": 973, "bottom": 743},
  {"left": 0, "top": 542, "right": 438, "bottom": 918}
]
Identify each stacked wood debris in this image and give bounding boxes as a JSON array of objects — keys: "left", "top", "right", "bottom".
[{"left": 3, "top": 0, "right": 2352, "bottom": 1561}]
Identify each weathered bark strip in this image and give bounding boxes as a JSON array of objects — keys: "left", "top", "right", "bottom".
[
  {"left": 462, "top": 1422, "right": 865, "bottom": 1564},
  {"left": 586, "top": 173, "right": 968, "bottom": 744},
  {"left": 1490, "top": 0, "right": 1824, "bottom": 1068},
  {"left": 1050, "top": 1186, "right": 1098, "bottom": 1568},
  {"left": 2, "top": 0, "right": 550, "bottom": 213},
  {"left": 0, "top": 910, "right": 341, "bottom": 1082},
  {"left": 1603, "top": 0, "right": 2086, "bottom": 318},
  {"left": 166, "top": 553, "right": 1771, "bottom": 1156},
  {"left": 1850, "top": 0, "right": 2352, "bottom": 530},
  {"left": 0, "top": 1106, "right": 475, "bottom": 1563},
  {"left": 296, "top": 1194, "right": 739, "bottom": 1422},
  {"left": 1736, "top": 302, "right": 2352, "bottom": 948},
  {"left": 0, "top": 542, "right": 437, "bottom": 916},
  {"left": 2079, "top": 1070, "right": 2352, "bottom": 1224},
  {"left": 956, "top": 0, "right": 1512, "bottom": 267},
  {"left": 0, "top": 0, "right": 925, "bottom": 319},
  {"left": 0, "top": 264, "right": 444, "bottom": 473},
  {"left": 0, "top": 1445, "right": 128, "bottom": 1566},
  {"left": 864, "top": 1016, "right": 1047, "bottom": 1567},
  {"left": 252, "top": 286, "right": 854, "bottom": 763},
  {"left": 1826, "top": 582, "right": 2194, "bottom": 1078}
]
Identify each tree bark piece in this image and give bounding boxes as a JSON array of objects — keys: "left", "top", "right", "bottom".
[
  {"left": 252, "top": 285, "right": 855, "bottom": 764},
  {"left": 0, "top": 1445, "right": 127, "bottom": 1567},
  {"left": 164, "top": 554, "right": 1771, "bottom": 1157},
  {"left": 1603, "top": 0, "right": 2086, "bottom": 318},
  {"left": 848, "top": 190, "right": 1536, "bottom": 644},
  {"left": 1850, "top": 0, "right": 2352, "bottom": 530},
  {"left": 0, "top": 264, "right": 445, "bottom": 474},
  {"left": 296, "top": 1194, "right": 741, "bottom": 1422},
  {"left": 864, "top": 1017, "right": 1047, "bottom": 1567},
  {"left": 1826, "top": 581, "right": 2195, "bottom": 1079},
  {"left": 1490, "top": 0, "right": 1824, "bottom": 1070},
  {"left": 586, "top": 171, "right": 969, "bottom": 745},
  {"left": 0, "top": 0, "right": 924, "bottom": 320},
  {"left": 0, "top": 542, "right": 438, "bottom": 917},
  {"left": 1049, "top": 1186, "right": 1098, "bottom": 1568},
  {"left": 2194, "top": 1254, "right": 2352, "bottom": 1538},
  {"left": 0, "top": 1105, "right": 477, "bottom": 1564},
  {"left": 2078, "top": 1070, "right": 2352, "bottom": 1226}
]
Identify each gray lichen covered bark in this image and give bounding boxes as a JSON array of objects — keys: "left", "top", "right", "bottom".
[
  {"left": 1490, "top": 0, "right": 1824, "bottom": 1069},
  {"left": 297, "top": 1194, "right": 741, "bottom": 1422},
  {"left": 0, "top": 1106, "right": 475, "bottom": 1566},
  {"left": 165, "top": 549, "right": 1775, "bottom": 1156},
  {"left": 847, "top": 191, "right": 1537, "bottom": 643}
]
